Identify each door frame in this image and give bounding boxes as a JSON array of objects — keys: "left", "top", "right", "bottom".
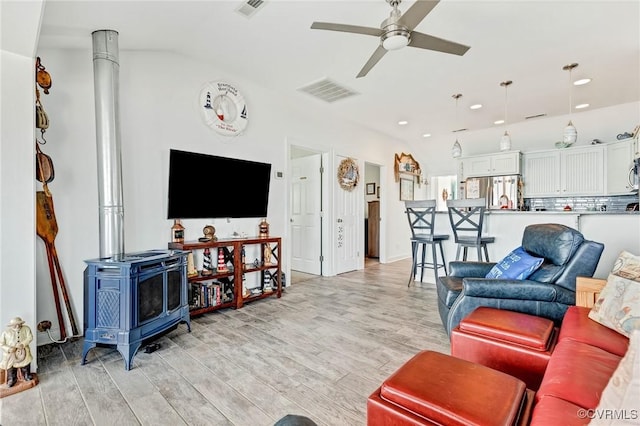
[
  {"left": 363, "top": 161, "right": 383, "bottom": 265},
  {"left": 285, "top": 141, "right": 330, "bottom": 280},
  {"left": 285, "top": 143, "right": 387, "bottom": 279}
]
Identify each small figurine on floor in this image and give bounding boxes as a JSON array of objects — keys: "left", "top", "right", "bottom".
[{"left": 1, "top": 317, "right": 34, "bottom": 387}]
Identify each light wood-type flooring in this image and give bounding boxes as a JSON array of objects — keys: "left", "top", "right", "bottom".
[{"left": 0, "top": 259, "right": 449, "bottom": 426}]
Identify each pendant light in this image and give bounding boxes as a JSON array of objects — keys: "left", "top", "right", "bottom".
[
  {"left": 499, "top": 80, "right": 512, "bottom": 151},
  {"left": 562, "top": 63, "right": 578, "bottom": 145},
  {"left": 451, "top": 93, "right": 462, "bottom": 158}
]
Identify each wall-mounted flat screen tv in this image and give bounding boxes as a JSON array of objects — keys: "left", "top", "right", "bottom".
[{"left": 167, "top": 149, "right": 271, "bottom": 219}]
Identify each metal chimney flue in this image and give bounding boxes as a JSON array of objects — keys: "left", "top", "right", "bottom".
[{"left": 92, "top": 30, "right": 125, "bottom": 259}]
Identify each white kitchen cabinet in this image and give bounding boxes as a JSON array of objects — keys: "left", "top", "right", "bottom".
[
  {"left": 523, "top": 145, "right": 604, "bottom": 197},
  {"left": 460, "top": 151, "right": 521, "bottom": 178},
  {"left": 606, "top": 138, "right": 637, "bottom": 194},
  {"left": 562, "top": 145, "right": 605, "bottom": 195},
  {"left": 522, "top": 151, "right": 561, "bottom": 197}
]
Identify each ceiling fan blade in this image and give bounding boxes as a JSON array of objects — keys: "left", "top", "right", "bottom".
[
  {"left": 311, "top": 22, "right": 383, "bottom": 37},
  {"left": 408, "top": 31, "right": 470, "bottom": 56},
  {"left": 356, "top": 45, "right": 387, "bottom": 78},
  {"left": 401, "top": 0, "right": 440, "bottom": 30}
]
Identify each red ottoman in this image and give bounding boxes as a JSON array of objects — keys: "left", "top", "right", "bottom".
[
  {"left": 451, "top": 307, "right": 558, "bottom": 390},
  {"left": 367, "top": 350, "right": 533, "bottom": 426}
]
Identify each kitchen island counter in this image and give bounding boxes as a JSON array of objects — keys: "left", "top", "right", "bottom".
[
  {"left": 436, "top": 210, "right": 639, "bottom": 215},
  {"left": 487, "top": 210, "right": 639, "bottom": 215},
  {"left": 433, "top": 210, "right": 639, "bottom": 278}
]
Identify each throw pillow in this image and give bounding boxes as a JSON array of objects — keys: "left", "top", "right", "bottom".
[
  {"left": 485, "top": 246, "right": 544, "bottom": 280},
  {"left": 589, "top": 329, "right": 640, "bottom": 425},
  {"left": 588, "top": 251, "right": 640, "bottom": 338},
  {"left": 612, "top": 250, "right": 640, "bottom": 282}
]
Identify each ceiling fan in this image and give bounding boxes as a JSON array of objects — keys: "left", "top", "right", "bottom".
[{"left": 311, "top": 0, "right": 470, "bottom": 78}]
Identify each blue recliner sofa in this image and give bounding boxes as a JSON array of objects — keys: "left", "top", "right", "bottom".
[{"left": 436, "top": 223, "right": 604, "bottom": 336}]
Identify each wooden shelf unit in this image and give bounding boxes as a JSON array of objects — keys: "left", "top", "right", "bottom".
[
  {"left": 394, "top": 152, "right": 422, "bottom": 187},
  {"left": 168, "top": 236, "right": 282, "bottom": 314}
]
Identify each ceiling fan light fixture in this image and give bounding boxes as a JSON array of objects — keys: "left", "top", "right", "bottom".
[
  {"left": 311, "top": 0, "right": 469, "bottom": 78},
  {"left": 382, "top": 30, "right": 409, "bottom": 50}
]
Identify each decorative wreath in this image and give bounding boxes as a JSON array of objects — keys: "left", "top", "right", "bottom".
[{"left": 337, "top": 157, "right": 359, "bottom": 191}]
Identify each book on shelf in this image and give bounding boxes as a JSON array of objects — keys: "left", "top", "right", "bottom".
[{"left": 189, "top": 280, "right": 224, "bottom": 310}]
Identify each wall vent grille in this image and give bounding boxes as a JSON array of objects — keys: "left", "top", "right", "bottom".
[
  {"left": 236, "top": 0, "right": 266, "bottom": 18},
  {"left": 298, "top": 78, "right": 358, "bottom": 103}
]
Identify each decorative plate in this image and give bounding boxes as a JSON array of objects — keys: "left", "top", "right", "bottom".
[{"left": 200, "top": 81, "right": 248, "bottom": 136}]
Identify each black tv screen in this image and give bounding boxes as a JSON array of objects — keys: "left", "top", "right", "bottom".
[{"left": 167, "top": 149, "right": 271, "bottom": 219}]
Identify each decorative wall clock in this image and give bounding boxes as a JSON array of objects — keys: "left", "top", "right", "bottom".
[
  {"left": 200, "top": 81, "right": 248, "bottom": 136},
  {"left": 337, "top": 157, "right": 359, "bottom": 191}
]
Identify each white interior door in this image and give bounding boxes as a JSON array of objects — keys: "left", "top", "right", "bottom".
[
  {"left": 335, "top": 155, "right": 359, "bottom": 274},
  {"left": 290, "top": 154, "right": 322, "bottom": 275}
]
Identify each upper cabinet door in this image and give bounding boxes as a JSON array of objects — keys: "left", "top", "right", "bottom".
[
  {"left": 562, "top": 145, "right": 604, "bottom": 195},
  {"left": 461, "top": 151, "right": 521, "bottom": 179},
  {"left": 524, "top": 145, "right": 605, "bottom": 198},
  {"left": 523, "top": 151, "right": 561, "bottom": 197},
  {"left": 464, "top": 155, "right": 492, "bottom": 177},
  {"left": 491, "top": 151, "right": 521, "bottom": 176},
  {"left": 606, "top": 138, "right": 637, "bottom": 195}
]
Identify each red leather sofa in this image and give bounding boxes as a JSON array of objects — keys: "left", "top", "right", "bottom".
[
  {"left": 527, "top": 305, "right": 628, "bottom": 425},
  {"left": 367, "top": 304, "right": 629, "bottom": 425}
]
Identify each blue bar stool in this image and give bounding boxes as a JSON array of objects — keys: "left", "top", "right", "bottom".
[
  {"left": 446, "top": 198, "right": 495, "bottom": 261},
  {"left": 405, "top": 200, "right": 449, "bottom": 286}
]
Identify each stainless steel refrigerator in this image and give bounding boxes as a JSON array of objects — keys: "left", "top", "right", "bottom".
[{"left": 463, "top": 175, "right": 523, "bottom": 210}]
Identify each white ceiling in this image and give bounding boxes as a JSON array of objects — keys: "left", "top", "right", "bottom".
[{"left": 37, "top": 0, "right": 640, "bottom": 147}]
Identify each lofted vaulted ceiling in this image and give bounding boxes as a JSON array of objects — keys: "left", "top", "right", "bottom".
[{"left": 37, "top": 0, "right": 640, "bottom": 145}]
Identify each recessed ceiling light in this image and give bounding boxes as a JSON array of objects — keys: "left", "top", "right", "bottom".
[
  {"left": 398, "top": 120, "right": 408, "bottom": 125},
  {"left": 469, "top": 104, "right": 482, "bottom": 110},
  {"left": 422, "top": 133, "right": 431, "bottom": 138},
  {"left": 494, "top": 119, "right": 505, "bottom": 125},
  {"left": 575, "top": 103, "right": 590, "bottom": 109},
  {"left": 574, "top": 78, "right": 591, "bottom": 86}
]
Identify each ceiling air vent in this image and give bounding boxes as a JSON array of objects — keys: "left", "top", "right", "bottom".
[
  {"left": 452, "top": 128, "right": 468, "bottom": 133},
  {"left": 525, "top": 113, "right": 547, "bottom": 120},
  {"left": 236, "top": 0, "right": 266, "bottom": 18},
  {"left": 298, "top": 78, "right": 359, "bottom": 103}
]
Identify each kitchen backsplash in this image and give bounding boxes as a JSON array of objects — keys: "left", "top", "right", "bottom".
[{"left": 526, "top": 194, "right": 638, "bottom": 212}]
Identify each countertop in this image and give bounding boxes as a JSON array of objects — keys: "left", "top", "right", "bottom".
[
  {"left": 435, "top": 210, "right": 639, "bottom": 215},
  {"left": 489, "top": 210, "right": 639, "bottom": 215}
]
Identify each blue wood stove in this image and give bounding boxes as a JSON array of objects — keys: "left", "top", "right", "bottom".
[{"left": 81, "top": 249, "right": 191, "bottom": 370}]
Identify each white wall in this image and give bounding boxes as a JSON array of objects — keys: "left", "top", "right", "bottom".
[
  {"left": 0, "top": 0, "right": 44, "bottom": 363},
  {"left": 33, "top": 47, "right": 417, "bottom": 341}
]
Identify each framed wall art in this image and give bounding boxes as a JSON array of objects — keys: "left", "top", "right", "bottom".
[
  {"left": 366, "top": 182, "right": 376, "bottom": 195},
  {"left": 400, "top": 178, "right": 414, "bottom": 201}
]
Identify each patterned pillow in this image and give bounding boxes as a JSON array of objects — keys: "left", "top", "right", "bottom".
[
  {"left": 588, "top": 251, "right": 640, "bottom": 338},
  {"left": 485, "top": 246, "right": 544, "bottom": 280},
  {"left": 589, "top": 329, "right": 640, "bottom": 425}
]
